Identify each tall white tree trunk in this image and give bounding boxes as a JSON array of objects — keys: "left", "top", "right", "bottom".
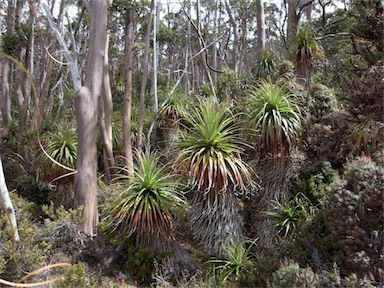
[
  {"left": 137, "top": 0, "right": 154, "bottom": 152},
  {"left": 152, "top": 1, "right": 160, "bottom": 113},
  {"left": 99, "top": 34, "right": 115, "bottom": 182},
  {"left": 74, "top": 0, "right": 108, "bottom": 236},
  {"left": 1, "top": 0, "right": 15, "bottom": 131},
  {"left": 123, "top": 7, "right": 134, "bottom": 180},
  {"left": 0, "top": 156, "right": 19, "bottom": 244},
  {"left": 256, "top": 0, "right": 266, "bottom": 54},
  {"left": 182, "top": 3, "right": 191, "bottom": 94}
]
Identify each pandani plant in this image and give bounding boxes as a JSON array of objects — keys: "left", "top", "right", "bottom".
[
  {"left": 176, "top": 96, "right": 255, "bottom": 257},
  {"left": 247, "top": 79, "right": 304, "bottom": 243},
  {"left": 110, "top": 152, "right": 185, "bottom": 252}
]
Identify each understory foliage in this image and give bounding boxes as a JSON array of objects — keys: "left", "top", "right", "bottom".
[
  {"left": 290, "top": 155, "right": 384, "bottom": 285},
  {"left": 269, "top": 259, "right": 321, "bottom": 288},
  {"left": 323, "top": 156, "right": 384, "bottom": 280},
  {"left": 252, "top": 50, "right": 279, "bottom": 80},
  {"left": 0, "top": 193, "right": 86, "bottom": 282}
]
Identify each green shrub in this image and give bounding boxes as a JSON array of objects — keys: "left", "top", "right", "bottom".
[
  {"left": 0, "top": 194, "right": 50, "bottom": 280},
  {"left": 307, "top": 110, "right": 353, "bottom": 169},
  {"left": 289, "top": 155, "right": 384, "bottom": 283},
  {"left": 309, "top": 83, "right": 338, "bottom": 122},
  {"left": 119, "top": 240, "right": 171, "bottom": 286},
  {"left": 323, "top": 156, "right": 383, "bottom": 280},
  {"left": 0, "top": 253, "right": 6, "bottom": 275},
  {"left": 1, "top": 33, "right": 27, "bottom": 56},
  {"left": 2, "top": 155, "right": 50, "bottom": 213},
  {"left": 40, "top": 203, "right": 86, "bottom": 260},
  {"left": 249, "top": 245, "right": 283, "bottom": 287},
  {"left": 216, "top": 69, "right": 249, "bottom": 101},
  {"left": 269, "top": 259, "right": 321, "bottom": 288},
  {"left": 292, "top": 160, "right": 338, "bottom": 204},
  {"left": 55, "top": 262, "right": 97, "bottom": 288},
  {"left": 0, "top": 195, "right": 86, "bottom": 281}
]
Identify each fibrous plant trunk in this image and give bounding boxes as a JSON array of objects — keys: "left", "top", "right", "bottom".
[
  {"left": 252, "top": 156, "right": 294, "bottom": 243},
  {"left": 191, "top": 188, "right": 243, "bottom": 257}
]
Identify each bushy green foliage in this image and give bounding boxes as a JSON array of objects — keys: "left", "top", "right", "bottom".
[
  {"left": 0, "top": 193, "right": 50, "bottom": 279},
  {"left": 199, "top": 84, "right": 214, "bottom": 97},
  {"left": 269, "top": 259, "right": 321, "bottom": 288},
  {"left": 323, "top": 156, "right": 383, "bottom": 280},
  {"left": 0, "top": 193, "right": 86, "bottom": 282},
  {"left": 3, "top": 155, "right": 51, "bottom": 212},
  {"left": 251, "top": 247, "right": 283, "bottom": 288},
  {"left": 292, "top": 160, "right": 338, "bottom": 204},
  {"left": 216, "top": 69, "right": 249, "bottom": 101},
  {"left": 40, "top": 203, "right": 85, "bottom": 260},
  {"left": 55, "top": 262, "right": 97, "bottom": 288},
  {"left": 266, "top": 196, "right": 310, "bottom": 237},
  {"left": 310, "top": 83, "right": 338, "bottom": 122},
  {"left": 289, "top": 156, "right": 383, "bottom": 283},
  {"left": 120, "top": 240, "right": 171, "bottom": 286},
  {"left": 4, "top": 119, "right": 18, "bottom": 148},
  {"left": 308, "top": 110, "right": 353, "bottom": 169},
  {"left": 1, "top": 33, "right": 27, "bottom": 56}
]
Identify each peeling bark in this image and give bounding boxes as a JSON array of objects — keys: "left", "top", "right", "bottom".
[{"left": 0, "top": 156, "right": 19, "bottom": 244}]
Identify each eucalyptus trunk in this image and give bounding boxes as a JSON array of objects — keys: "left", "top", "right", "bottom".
[
  {"left": 287, "top": 0, "right": 298, "bottom": 51},
  {"left": 137, "top": 0, "right": 154, "bottom": 152},
  {"left": 1, "top": 0, "right": 14, "bottom": 131},
  {"left": 182, "top": 3, "right": 191, "bottom": 94},
  {"left": 33, "top": 0, "right": 66, "bottom": 131},
  {"left": 74, "top": 0, "right": 108, "bottom": 236},
  {"left": 1, "top": 62, "right": 11, "bottom": 132},
  {"left": 15, "top": 2, "right": 30, "bottom": 159},
  {"left": 225, "top": 0, "right": 239, "bottom": 73},
  {"left": 99, "top": 34, "right": 115, "bottom": 182},
  {"left": 123, "top": 7, "right": 134, "bottom": 179},
  {"left": 256, "top": 0, "right": 266, "bottom": 54},
  {"left": 0, "top": 155, "right": 19, "bottom": 244}
]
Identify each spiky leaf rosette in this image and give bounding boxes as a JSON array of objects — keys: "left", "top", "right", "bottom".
[
  {"left": 253, "top": 50, "right": 279, "bottom": 80},
  {"left": 176, "top": 97, "right": 254, "bottom": 256},
  {"left": 39, "top": 129, "right": 77, "bottom": 184},
  {"left": 291, "top": 24, "right": 324, "bottom": 85},
  {"left": 247, "top": 80, "right": 303, "bottom": 162},
  {"left": 111, "top": 152, "right": 185, "bottom": 250}
]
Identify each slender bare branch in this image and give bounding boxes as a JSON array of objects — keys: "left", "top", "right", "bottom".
[{"left": 42, "top": 4, "right": 81, "bottom": 91}]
